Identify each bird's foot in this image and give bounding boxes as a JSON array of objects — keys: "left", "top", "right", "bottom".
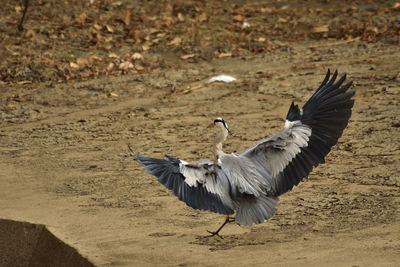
[
  {"left": 206, "top": 230, "right": 224, "bottom": 239},
  {"left": 205, "top": 216, "right": 235, "bottom": 239}
]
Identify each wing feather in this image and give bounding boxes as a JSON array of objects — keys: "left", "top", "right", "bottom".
[
  {"left": 135, "top": 155, "right": 235, "bottom": 215},
  {"left": 240, "top": 69, "right": 355, "bottom": 195}
]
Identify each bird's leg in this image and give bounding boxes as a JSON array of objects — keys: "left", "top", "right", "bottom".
[{"left": 206, "top": 216, "right": 234, "bottom": 239}]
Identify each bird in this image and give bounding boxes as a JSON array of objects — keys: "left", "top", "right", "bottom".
[{"left": 131, "top": 69, "right": 355, "bottom": 238}]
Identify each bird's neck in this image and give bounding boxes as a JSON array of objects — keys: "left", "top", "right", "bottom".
[{"left": 213, "top": 127, "right": 228, "bottom": 161}]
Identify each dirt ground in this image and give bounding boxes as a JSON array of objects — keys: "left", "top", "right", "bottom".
[{"left": 1, "top": 0, "right": 400, "bottom": 266}]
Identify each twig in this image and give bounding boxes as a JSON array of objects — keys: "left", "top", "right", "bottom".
[
  {"left": 18, "top": 0, "right": 29, "bottom": 31},
  {"left": 309, "top": 37, "right": 361, "bottom": 49}
]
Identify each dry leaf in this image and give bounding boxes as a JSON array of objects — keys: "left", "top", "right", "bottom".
[
  {"left": 93, "top": 23, "right": 102, "bottom": 30},
  {"left": 112, "top": 1, "right": 122, "bottom": 6},
  {"left": 218, "top": 52, "right": 232, "bottom": 58},
  {"left": 107, "top": 62, "right": 114, "bottom": 71},
  {"left": 76, "top": 13, "right": 87, "bottom": 24},
  {"left": 135, "top": 65, "right": 144, "bottom": 71},
  {"left": 25, "top": 29, "right": 35, "bottom": 38},
  {"left": 131, "top": 53, "right": 144, "bottom": 60},
  {"left": 198, "top": 12, "right": 207, "bottom": 22},
  {"left": 181, "top": 54, "right": 195, "bottom": 60},
  {"left": 108, "top": 53, "right": 118, "bottom": 58},
  {"left": 168, "top": 37, "right": 181, "bottom": 46},
  {"left": 14, "top": 5, "right": 22, "bottom": 13},
  {"left": 76, "top": 57, "right": 88, "bottom": 67},
  {"left": 70, "top": 62, "right": 80, "bottom": 69},
  {"left": 280, "top": 83, "right": 291, "bottom": 87},
  {"left": 89, "top": 55, "right": 103, "bottom": 62},
  {"left": 366, "top": 26, "right": 378, "bottom": 33},
  {"left": 106, "top": 25, "right": 114, "bottom": 33},
  {"left": 233, "top": 15, "right": 244, "bottom": 22},
  {"left": 16, "top": 81, "right": 32, "bottom": 85},
  {"left": 312, "top": 26, "right": 329, "bottom": 33},
  {"left": 118, "top": 61, "right": 133, "bottom": 70},
  {"left": 124, "top": 10, "right": 131, "bottom": 26},
  {"left": 177, "top": 13, "right": 185, "bottom": 22},
  {"left": 142, "top": 44, "right": 150, "bottom": 51},
  {"left": 260, "top": 7, "right": 274, "bottom": 13}
]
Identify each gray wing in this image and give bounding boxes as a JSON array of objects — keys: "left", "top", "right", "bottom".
[
  {"left": 135, "top": 154, "right": 235, "bottom": 215},
  {"left": 240, "top": 69, "right": 355, "bottom": 196}
]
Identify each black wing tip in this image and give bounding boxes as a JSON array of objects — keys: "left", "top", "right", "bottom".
[
  {"left": 128, "top": 144, "right": 141, "bottom": 159},
  {"left": 164, "top": 154, "right": 181, "bottom": 164},
  {"left": 286, "top": 101, "right": 301, "bottom": 121}
]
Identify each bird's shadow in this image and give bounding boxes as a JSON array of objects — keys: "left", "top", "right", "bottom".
[{"left": 191, "top": 233, "right": 267, "bottom": 251}]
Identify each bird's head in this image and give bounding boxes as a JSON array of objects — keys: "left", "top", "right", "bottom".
[{"left": 207, "top": 117, "right": 232, "bottom": 135}]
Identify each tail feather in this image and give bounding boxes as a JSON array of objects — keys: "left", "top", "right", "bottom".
[{"left": 235, "top": 195, "right": 278, "bottom": 225}]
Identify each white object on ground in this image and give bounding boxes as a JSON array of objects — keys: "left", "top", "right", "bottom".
[{"left": 206, "top": 75, "right": 237, "bottom": 84}]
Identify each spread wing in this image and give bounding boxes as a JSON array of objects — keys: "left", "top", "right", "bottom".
[
  {"left": 240, "top": 69, "right": 355, "bottom": 196},
  {"left": 134, "top": 154, "right": 236, "bottom": 215}
]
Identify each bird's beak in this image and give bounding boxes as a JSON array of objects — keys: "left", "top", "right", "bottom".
[{"left": 207, "top": 123, "right": 214, "bottom": 128}]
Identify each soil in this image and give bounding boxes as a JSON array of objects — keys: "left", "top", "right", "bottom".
[{"left": 1, "top": 0, "right": 399, "bottom": 266}]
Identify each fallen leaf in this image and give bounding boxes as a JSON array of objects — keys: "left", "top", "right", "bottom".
[
  {"left": 76, "top": 13, "right": 87, "bottom": 24},
  {"left": 107, "top": 62, "right": 114, "bottom": 71},
  {"left": 70, "top": 62, "right": 80, "bottom": 69},
  {"left": 260, "top": 7, "right": 274, "bottom": 13},
  {"left": 104, "top": 36, "right": 113, "bottom": 42},
  {"left": 177, "top": 13, "right": 185, "bottom": 22},
  {"left": 233, "top": 15, "right": 244, "bottom": 22},
  {"left": 124, "top": 10, "right": 131, "bottom": 26},
  {"left": 131, "top": 52, "right": 144, "bottom": 60},
  {"left": 89, "top": 55, "right": 103, "bottom": 62},
  {"left": 93, "top": 23, "right": 102, "bottom": 30},
  {"left": 112, "top": 1, "right": 122, "bottom": 6},
  {"left": 76, "top": 57, "right": 89, "bottom": 67},
  {"left": 366, "top": 26, "right": 378, "bottom": 33},
  {"left": 135, "top": 65, "right": 144, "bottom": 71},
  {"left": 108, "top": 53, "right": 119, "bottom": 58},
  {"left": 118, "top": 61, "right": 133, "bottom": 70},
  {"left": 181, "top": 54, "right": 195, "bottom": 60},
  {"left": 218, "top": 52, "right": 232, "bottom": 58},
  {"left": 16, "top": 80, "right": 32, "bottom": 85},
  {"left": 312, "top": 25, "right": 329, "bottom": 33},
  {"left": 106, "top": 25, "right": 114, "bottom": 33},
  {"left": 25, "top": 29, "right": 35, "bottom": 38},
  {"left": 168, "top": 37, "right": 181, "bottom": 46},
  {"left": 142, "top": 44, "right": 150, "bottom": 51},
  {"left": 198, "top": 12, "right": 207, "bottom": 22},
  {"left": 280, "top": 83, "right": 292, "bottom": 87},
  {"left": 14, "top": 5, "right": 22, "bottom": 13}
]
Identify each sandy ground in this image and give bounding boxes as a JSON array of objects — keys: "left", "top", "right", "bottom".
[{"left": 1, "top": 40, "right": 400, "bottom": 266}]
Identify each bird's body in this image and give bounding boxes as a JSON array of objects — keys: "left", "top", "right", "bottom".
[{"left": 133, "top": 70, "right": 355, "bottom": 235}]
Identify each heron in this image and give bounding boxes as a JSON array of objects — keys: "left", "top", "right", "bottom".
[{"left": 131, "top": 69, "right": 355, "bottom": 238}]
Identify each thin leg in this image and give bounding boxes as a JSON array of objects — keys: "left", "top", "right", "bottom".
[
  {"left": 18, "top": 0, "right": 29, "bottom": 31},
  {"left": 206, "top": 216, "right": 235, "bottom": 239}
]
